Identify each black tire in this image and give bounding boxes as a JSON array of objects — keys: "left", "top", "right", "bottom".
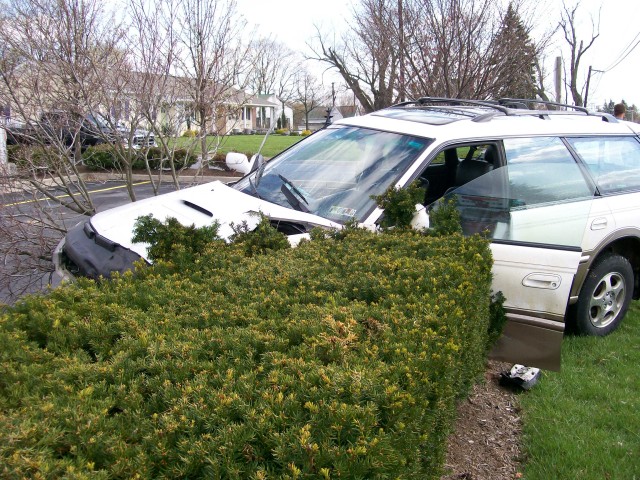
[{"left": 574, "top": 253, "right": 634, "bottom": 336}]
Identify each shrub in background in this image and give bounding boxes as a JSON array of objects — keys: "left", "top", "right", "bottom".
[
  {"left": 0, "top": 221, "right": 498, "bottom": 478},
  {"left": 82, "top": 146, "right": 195, "bottom": 171},
  {"left": 7, "top": 144, "right": 65, "bottom": 172},
  {"left": 164, "top": 148, "right": 197, "bottom": 170},
  {"left": 82, "top": 143, "right": 120, "bottom": 169},
  {"left": 181, "top": 129, "right": 198, "bottom": 137},
  {"left": 210, "top": 151, "right": 227, "bottom": 163},
  {"left": 302, "top": 129, "right": 312, "bottom": 136}
]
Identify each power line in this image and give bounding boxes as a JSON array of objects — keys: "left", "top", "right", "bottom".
[{"left": 602, "top": 31, "right": 640, "bottom": 72}]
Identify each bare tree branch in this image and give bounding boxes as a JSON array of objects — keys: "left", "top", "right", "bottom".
[{"left": 559, "top": 1, "right": 600, "bottom": 106}]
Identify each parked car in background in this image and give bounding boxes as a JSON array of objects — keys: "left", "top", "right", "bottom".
[
  {"left": 6, "top": 111, "right": 155, "bottom": 150},
  {"left": 54, "top": 98, "right": 640, "bottom": 370}
]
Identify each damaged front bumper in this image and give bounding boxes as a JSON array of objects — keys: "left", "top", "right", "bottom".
[{"left": 53, "top": 220, "right": 146, "bottom": 281}]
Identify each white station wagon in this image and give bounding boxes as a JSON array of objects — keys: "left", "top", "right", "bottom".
[{"left": 56, "top": 98, "right": 640, "bottom": 370}]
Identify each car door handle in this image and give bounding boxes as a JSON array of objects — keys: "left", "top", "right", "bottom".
[
  {"left": 591, "top": 217, "right": 608, "bottom": 230},
  {"left": 522, "top": 273, "right": 562, "bottom": 290}
]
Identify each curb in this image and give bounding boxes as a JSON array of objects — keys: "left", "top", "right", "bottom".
[
  {"left": 1, "top": 170, "right": 241, "bottom": 195},
  {"left": 77, "top": 171, "right": 240, "bottom": 184}
]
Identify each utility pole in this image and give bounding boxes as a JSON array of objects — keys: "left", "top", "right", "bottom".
[
  {"left": 584, "top": 66, "right": 592, "bottom": 108},
  {"left": 331, "top": 82, "right": 336, "bottom": 108},
  {"left": 554, "top": 57, "right": 562, "bottom": 105},
  {"left": 0, "top": 125, "right": 6, "bottom": 168},
  {"left": 324, "top": 83, "right": 337, "bottom": 128},
  {"left": 584, "top": 66, "right": 603, "bottom": 109}
]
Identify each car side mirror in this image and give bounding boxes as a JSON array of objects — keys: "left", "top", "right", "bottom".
[
  {"left": 226, "top": 152, "right": 251, "bottom": 174},
  {"left": 249, "top": 153, "right": 264, "bottom": 173},
  {"left": 226, "top": 152, "right": 264, "bottom": 175}
]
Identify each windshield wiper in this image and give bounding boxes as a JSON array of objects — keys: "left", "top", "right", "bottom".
[
  {"left": 278, "top": 174, "right": 310, "bottom": 213},
  {"left": 278, "top": 174, "right": 309, "bottom": 205}
]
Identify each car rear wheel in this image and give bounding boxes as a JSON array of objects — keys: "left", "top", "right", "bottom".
[{"left": 574, "top": 253, "right": 633, "bottom": 336}]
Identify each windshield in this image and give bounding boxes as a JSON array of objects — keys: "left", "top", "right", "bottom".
[{"left": 234, "top": 126, "right": 432, "bottom": 223}]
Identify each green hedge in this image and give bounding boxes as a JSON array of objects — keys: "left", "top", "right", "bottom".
[
  {"left": 82, "top": 145, "right": 196, "bottom": 171},
  {"left": 6, "top": 144, "right": 66, "bottom": 171},
  {"left": 0, "top": 228, "right": 496, "bottom": 479}
]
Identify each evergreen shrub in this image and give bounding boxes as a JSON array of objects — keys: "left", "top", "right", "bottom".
[
  {"left": 7, "top": 144, "right": 64, "bottom": 171},
  {"left": 82, "top": 143, "right": 120, "bottom": 169},
  {"left": 0, "top": 225, "right": 497, "bottom": 478},
  {"left": 82, "top": 146, "right": 195, "bottom": 171},
  {"left": 171, "top": 148, "right": 198, "bottom": 169}
]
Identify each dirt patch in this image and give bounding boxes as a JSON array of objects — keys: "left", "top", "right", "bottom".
[{"left": 441, "top": 361, "right": 524, "bottom": 480}]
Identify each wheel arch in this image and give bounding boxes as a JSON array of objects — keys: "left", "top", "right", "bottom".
[{"left": 574, "top": 234, "right": 640, "bottom": 302}]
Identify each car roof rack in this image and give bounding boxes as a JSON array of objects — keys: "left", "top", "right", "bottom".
[{"left": 390, "top": 97, "right": 619, "bottom": 123}]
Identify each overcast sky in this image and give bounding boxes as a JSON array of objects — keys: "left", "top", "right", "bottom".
[{"left": 238, "top": 0, "right": 639, "bottom": 110}]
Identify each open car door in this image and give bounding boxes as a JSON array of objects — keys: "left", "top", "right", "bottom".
[{"left": 434, "top": 137, "right": 606, "bottom": 370}]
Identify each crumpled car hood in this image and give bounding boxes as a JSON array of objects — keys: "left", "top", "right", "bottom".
[{"left": 89, "top": 180, "right": 340, "bottom": 259}]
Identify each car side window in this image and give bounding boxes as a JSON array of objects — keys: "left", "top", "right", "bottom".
[
  {"left": 504, "top": 136, "right": 594, "bottom": 205},
  {"left": 566, "top": 136, "right": 640, "bottom": 194},
  {"left": 435, "top": 137, "right": 596, "bottom": 247}
]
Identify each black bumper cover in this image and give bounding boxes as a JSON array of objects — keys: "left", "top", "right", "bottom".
[{"left": 63, "top": 221, "right": 145, "bottom": 280}]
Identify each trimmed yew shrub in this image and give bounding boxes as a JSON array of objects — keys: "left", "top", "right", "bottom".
[
  {"left": 82, "top": 143, "right": 119, "bottom": 169},
  {"left": 7, "top": 144, "right": 65, "bottom": 172},
  {"left": 82, "top": 146, "right": 196, "bottom": 171},
  {"left": 0, "top": 227, "right": 496, "bottom": 479}
]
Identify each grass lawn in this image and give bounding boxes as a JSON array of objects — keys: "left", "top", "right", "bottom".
[
  {"left": 169, "top": 134, "right": 304, "bottom": 159},
  {"left": 520, "top": 300, "right": 640, "bottom": 479}
]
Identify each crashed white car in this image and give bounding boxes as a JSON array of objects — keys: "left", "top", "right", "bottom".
[{"left": 55, "top": 98, "right": 640, "bottom": 370}]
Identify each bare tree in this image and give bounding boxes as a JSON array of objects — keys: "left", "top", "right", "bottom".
[
  {"left": 0, "top": 178, "right": 67, "bottom": 303},
  {"left": 173, "top": 0, "right": 250, "bottom": 161},
  {"left": 0, "top": 0, "right": 125, "bottom": 215},
  {"left": 294, "top": 68, "right": 326, "bottom": 131},
  {"left": 558, "top": 1, "right": 600, "bottom": 107},
  {"left": 311, "top": 0, "right": 400, "bottom": 112},
  {"left": 0, "top": 0, "right": 123, "bottom": 300},
  {"left": 312, "top": 0, "right": 556, "bottom": 107},
  {"left": 125, "top": 0, "right": 187, "bottom": 192},
  {"left": 248, "top": 37, "right": 298, "bottom": 130},
  {"left": 402, "top": 0, "right": 538, "bottom": 100}
]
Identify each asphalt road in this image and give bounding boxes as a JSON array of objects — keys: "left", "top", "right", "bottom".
[{"left": 1, "top": 177, "right": 227, "bottom": 304}]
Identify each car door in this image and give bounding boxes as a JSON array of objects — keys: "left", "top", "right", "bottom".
[{"left": 438, "top": 137, "right": 600, "bottom": 370}]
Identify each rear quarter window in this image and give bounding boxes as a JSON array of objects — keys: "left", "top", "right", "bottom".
[
  {"left": 567, "top": 136, "right": 640, "bottom": 194},
  {"left": 504, "top": 136, "right": 594, "bottom": 205}
]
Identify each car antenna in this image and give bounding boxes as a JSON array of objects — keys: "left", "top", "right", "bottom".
[{"left": 252, "top": 118, "right": 278, "bottom": 186}]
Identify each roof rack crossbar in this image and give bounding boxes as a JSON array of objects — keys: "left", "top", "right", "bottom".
[
  {"left": 395, "top": 97, "right": 593, "bottom": 114},
  {"left": 390, "top": 97, "right": 621, "bottom": 123},
  {"left": 497, "top": 98, "right": 589, "bottom": 113},
  {"left": 413, "top": 97, "right": 512, "bottom": 115}
]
